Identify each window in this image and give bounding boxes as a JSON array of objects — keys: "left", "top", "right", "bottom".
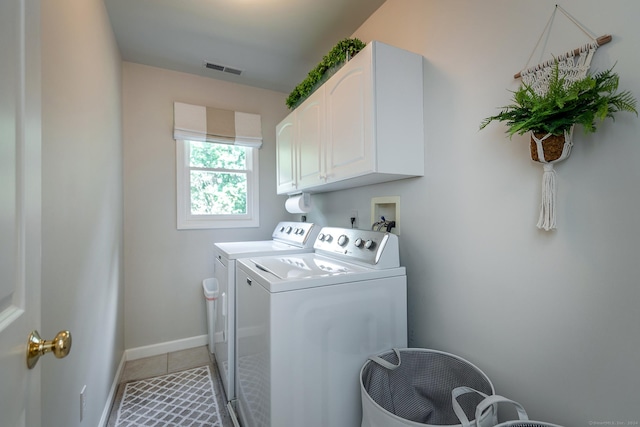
[{"left": 176, "top": 140, "right": 259, "bottom": 229}]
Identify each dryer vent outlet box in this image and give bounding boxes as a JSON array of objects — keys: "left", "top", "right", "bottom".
[{"left": 371, "top": 196, "right": 400, "bottom": 235}]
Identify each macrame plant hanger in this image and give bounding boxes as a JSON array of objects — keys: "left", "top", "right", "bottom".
[{"left": 514, "top": 5, "right": 611, "bottom": 231}]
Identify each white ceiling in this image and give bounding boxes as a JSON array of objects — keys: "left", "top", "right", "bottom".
[{"left": 104, "top": 0, "right": 386, "bottom": 94}]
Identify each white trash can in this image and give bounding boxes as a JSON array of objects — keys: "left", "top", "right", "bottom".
[{"left": 202, "top": 278, "right": 219, "bottom": 353}]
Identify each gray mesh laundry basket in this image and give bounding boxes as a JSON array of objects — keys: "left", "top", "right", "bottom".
[
  {"left": 360, "top": 348, "right": 497, "bottom": 427},
  {"left": 453, "top": 390, "right": 565, "bottom": 427}
]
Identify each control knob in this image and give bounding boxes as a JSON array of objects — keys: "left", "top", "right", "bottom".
[
  {"left": 364, "top": 239, "right": 375, "bottom": 250},
  {"left": 337, "top": 235, "right": 348, "bottom": 246},
  {"left": 354, "top": 238, "right": 363, "bottom": 248},
  {"left": 285, "top": 226, "right": 292, "bottom": 233}
]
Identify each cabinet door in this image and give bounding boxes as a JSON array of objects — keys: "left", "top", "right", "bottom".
[
  {"left": 325, "top": 50, "right": 373, "bottom": 182},
  {"left": 296, "top": 87, "right": 325, "bottom": 189},
  {"left": 276, "top": 111, "right": 296, "bottom": 194}
]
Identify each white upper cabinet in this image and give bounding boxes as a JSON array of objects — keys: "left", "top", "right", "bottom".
[
  {"left": 325, "top": 49, "right": 373, "bottom": 184},
  {"left": 275, "top": 110, "right": 296, "bottom": 194},
  {"left": 296, "top": 87, "right": 325, "bottom": 189},
  {"left": 276, "top": 41, "right": 424, "bottom": 195}
]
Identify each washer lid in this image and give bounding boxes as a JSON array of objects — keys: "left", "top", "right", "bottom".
[
  {"left": 214, "top": 240, "right": 311, "bottom": 259},
  {"left": 250, "top": 254, "right": 359, "bottom": 280},
  {"left": 241, "top": 253, "right": 406, "bottom": 293}
]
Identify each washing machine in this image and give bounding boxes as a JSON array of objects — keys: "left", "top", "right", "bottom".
[
  {"left": 212, "top": 221, "right": 319, "bottom": 423},
  {"left": 235, "top": 227, "right": 408, "bottom": 427}
]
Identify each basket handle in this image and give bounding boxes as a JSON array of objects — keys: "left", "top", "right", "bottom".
[
  {"left": 368, "top": 348, "right": 402, "bottom": 370},
  {"left": 452, "top": 386, "right": 490, "bottom": 427},
  {"left": 475, "top": 395, "right": 529, "bottom": 422}
]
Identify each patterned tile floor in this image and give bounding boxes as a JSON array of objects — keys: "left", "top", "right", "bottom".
[{"left": 106, "top": 346, "right": 234, "bottom": 427}]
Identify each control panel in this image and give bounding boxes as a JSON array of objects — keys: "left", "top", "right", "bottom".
[
  {"left": 272, "top": 222, "right": 319, "bottom": 247},
  {"left": 313, "top": 227, "right": 400, "bottom": 269}
]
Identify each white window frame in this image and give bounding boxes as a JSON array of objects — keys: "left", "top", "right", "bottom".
[{"left": 176, "top": 139, "right": 259, "bottom": 229}]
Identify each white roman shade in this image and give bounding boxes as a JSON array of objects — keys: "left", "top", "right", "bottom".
[{"left": 173, "top": 102, "right": 263, "bottom": 148}]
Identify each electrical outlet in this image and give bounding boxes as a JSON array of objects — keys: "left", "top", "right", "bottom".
[
  {"left": 80, "top": 385, "right": 87, "bottom": 422},
  {"left": 349, "top": 210, "right": 358, "bottom": 228}
]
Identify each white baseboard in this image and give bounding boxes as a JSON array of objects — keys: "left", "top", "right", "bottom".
[
  {"left": 124, "top": 334, "right": 209, "bottom": 361},
  {"left": 98, "top": 352, "right": 126, "bottom": 427}
]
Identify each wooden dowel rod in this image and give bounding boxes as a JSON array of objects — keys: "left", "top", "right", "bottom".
[{"left": 513, "top": 34, "right": 612, "bottom": 79}]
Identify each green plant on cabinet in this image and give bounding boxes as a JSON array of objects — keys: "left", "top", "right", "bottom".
[{"left": 286, "top": 38, "right": 366, "bottom": 110}]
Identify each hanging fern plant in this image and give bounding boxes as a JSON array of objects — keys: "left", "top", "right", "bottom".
[
  {"left": 480, "top": 63, "right": 637, "bottom": 137},
  {"left": 286, "top": 38, "right": 366, "bottom": 110}
]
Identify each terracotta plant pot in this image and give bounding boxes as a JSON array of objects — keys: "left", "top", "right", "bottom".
[{"left": 530, "top": 132, "right": 568, "bottom": 163}]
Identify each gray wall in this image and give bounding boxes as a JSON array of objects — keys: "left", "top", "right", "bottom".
[
  {"left": 301, "top": 0, "right": 640, "bottom": 425},
  {"left": 122, "top": 63, "right": 289, "bottom": 349},
  {"left": 41, "top": 0, "right": 124, "bottom": 426}
]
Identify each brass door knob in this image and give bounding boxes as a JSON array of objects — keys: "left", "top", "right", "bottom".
[{"left": 26, "top": 330, "right": 72, "bottom": 369}]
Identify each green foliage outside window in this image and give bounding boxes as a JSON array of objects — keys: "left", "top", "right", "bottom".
[{"left": 188, "top": 141, "right": 248, "bottom": 215}]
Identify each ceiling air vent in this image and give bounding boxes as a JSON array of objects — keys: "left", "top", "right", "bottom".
[{"left": 205, "top": 61, "right": 243, "bottom": 76}]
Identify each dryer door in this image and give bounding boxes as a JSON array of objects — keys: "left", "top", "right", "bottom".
[{"left": 214, "top": 254, "right": 234, "bottom": 401}]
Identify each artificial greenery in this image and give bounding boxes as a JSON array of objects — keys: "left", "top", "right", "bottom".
[
  {"left": 286, "top": 38, "right": 366, "bottom": 109},
  {"left": 480, "top": 63, "right": 637, "bottom": 137}
]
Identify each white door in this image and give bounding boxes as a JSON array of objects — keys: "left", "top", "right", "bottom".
[{"left": 0, "top": 0, "right": 42, "bottom": 426}]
